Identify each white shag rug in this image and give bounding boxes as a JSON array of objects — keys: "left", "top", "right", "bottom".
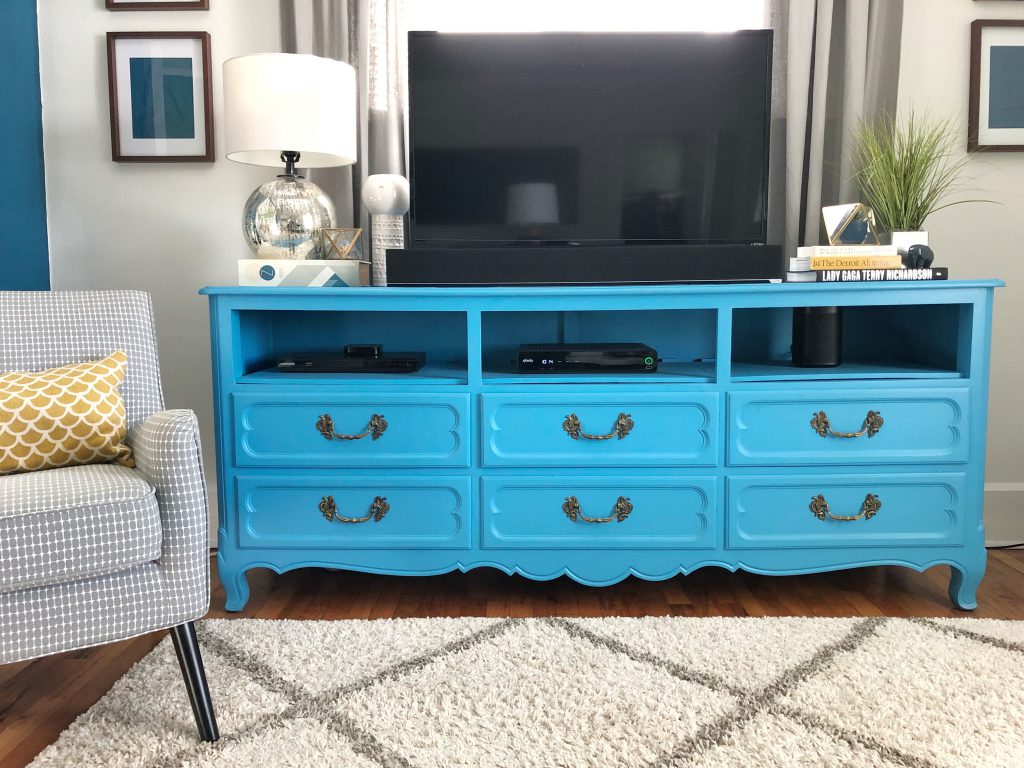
[{"left": 28, "top": 616, "right": 1024, "bottom": 768}]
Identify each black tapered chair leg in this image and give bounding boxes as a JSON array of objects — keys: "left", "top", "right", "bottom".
[{"left": 170, "top": 621, "right": 220, "bottom": 742}]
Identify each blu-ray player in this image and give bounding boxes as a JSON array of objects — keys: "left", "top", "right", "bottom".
[
  {"left": 276, "top": 350, "right": 425, "bottom": 373},
  {"left": 517, "top": 343, "right": 658, "bottom": 373}
]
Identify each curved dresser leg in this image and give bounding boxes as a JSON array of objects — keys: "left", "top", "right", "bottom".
[
  {"left": 217, "top": 552, "right": 250, "bottom": 612},
  {"left": 949, "top": 558, "right": 985, "bottom": 611}
]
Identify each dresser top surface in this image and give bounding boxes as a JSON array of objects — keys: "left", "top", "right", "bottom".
[{"left": 201, "top": 279, "right": 1002, "bottom": 299}]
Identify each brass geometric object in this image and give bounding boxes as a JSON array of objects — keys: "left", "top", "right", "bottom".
[
  {"left": 822, "top": 203, "right": 881, "bottom": 246},
  {"left": 321, "top": 227, "right": 365, "bottom": 260},
  {"left": 562, "top": 495, "right": 634, "bottom": 524},
  {"left": 562, "top": 412, "right": 634, "bottom": 441}
]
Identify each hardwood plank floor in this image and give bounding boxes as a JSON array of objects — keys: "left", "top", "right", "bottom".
[{"left": 4, "top": 552, "right": 1024, "bottom": 766}]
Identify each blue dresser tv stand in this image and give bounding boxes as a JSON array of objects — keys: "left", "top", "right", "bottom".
[{"left": 202, "top": 281, "right": 1001, "bottom": 612}]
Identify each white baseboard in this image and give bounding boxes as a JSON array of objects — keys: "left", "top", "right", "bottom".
[
  {"left": 984, "top": 485, "right": 1024, "bottom": 546},
  {"left": 985, "top": 482, "right": 1024, "bottom": 492}
]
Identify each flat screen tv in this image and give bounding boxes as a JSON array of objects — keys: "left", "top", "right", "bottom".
[{"left": 408, "top": 31, "right": 773, "bottom": 248}]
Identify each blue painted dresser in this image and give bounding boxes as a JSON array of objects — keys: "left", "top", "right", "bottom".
[{"left": 202, "top": 281, "right": 1001, "bottom": 611}]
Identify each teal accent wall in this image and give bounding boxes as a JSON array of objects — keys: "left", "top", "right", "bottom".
[{"left": 0, "top": 0, "right": 49, "bottom": 290}]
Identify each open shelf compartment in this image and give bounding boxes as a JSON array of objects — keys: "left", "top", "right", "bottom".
[
  {"left": 731, "top": 303, "right": 971, "bottom": 381},
  {"left": 481, "top": 308, "right": 717, "bottom": 383},
  {"left": 233, "top": 309, "right": 469, "bottom": 384}
]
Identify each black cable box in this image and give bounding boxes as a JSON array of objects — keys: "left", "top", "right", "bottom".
[
  {"left": 276, "top": 351, "right": 425, "bottom": 373},
  {"left": 517, "top": 343, "right": 658, "bottom": 373}
]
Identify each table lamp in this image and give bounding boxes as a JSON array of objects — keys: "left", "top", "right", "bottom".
[{"left": 223, "top": 53, "right": 356, "bottom": 260}]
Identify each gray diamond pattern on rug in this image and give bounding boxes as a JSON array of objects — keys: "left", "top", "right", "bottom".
[{"left": 27, "top": 617, "right": 1024, "bottom": 768}]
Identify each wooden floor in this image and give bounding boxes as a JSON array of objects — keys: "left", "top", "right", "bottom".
[{"left": 4, "top": 551, "right": 1024, "bottom": 766}]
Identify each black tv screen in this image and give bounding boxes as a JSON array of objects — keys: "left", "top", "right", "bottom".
[{"left": 408, "top": 31, "right": 772, "bottom": 247}]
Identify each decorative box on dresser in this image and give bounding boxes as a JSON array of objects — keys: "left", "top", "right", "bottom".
[{"left": 201, "top": 280, "right": 1001, "bottom": 611}]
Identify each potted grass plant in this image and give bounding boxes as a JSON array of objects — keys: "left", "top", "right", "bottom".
[{"left": 853, "top": 111, "right": 983, "bottom": 254}]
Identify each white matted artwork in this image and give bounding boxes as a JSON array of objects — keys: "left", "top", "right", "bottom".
[
  {"left": 969, "top": 19, "right": 1024, "bottom": 151},
  {"left": 105, "top": 32, "right": 214, "bottom": 162}
]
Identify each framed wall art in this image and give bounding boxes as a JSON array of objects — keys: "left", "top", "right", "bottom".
[
  {"left": 969, "top": 19, "right": 1024, "bottom": 151},
  {"left": 106, "top": 32, "right": 214, "bottom": 162},
  {"left": 106, "top": 1, "right": 209, "bottom": 10}
]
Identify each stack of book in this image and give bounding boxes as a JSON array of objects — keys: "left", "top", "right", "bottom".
[{"left": 786, "top": 245, "right": 947, "bottom": 283}]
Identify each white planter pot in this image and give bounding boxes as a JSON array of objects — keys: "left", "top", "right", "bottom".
[{"left": 890, "top": 230, "right": 928, "bottom": 256}]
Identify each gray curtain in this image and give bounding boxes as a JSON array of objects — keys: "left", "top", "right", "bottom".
[
  {"left": 766, "top": 0, "right": 903, "bottom": 255},
  {"left": 280, "top": 0, "right": 407, "bottom": 232}
]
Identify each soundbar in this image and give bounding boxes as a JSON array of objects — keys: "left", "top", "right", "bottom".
[{"left": 386, "top": 244, "right": 783, "bottom": 286}]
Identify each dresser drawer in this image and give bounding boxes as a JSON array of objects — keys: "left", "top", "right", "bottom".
[
  {"left": 233, "top": 393, "right": 470, "bottom": 468},
  {"left": 481, "top": 393, "right": 718, "bottom": 467},
  {"left": 728, "top": 389, "right": 969, "bottom": 466},
  {"left": 482, "top": 475, "right": 716, "bottom": 549},
  {"left": 235, "top": 474, "right": 471, "bottom": 549},
  {"left": 726, "top": 473, "right": 966, "bottom": 549}
]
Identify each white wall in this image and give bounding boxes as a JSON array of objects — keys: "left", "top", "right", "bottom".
[
  {"left": 37, "top": 0, "right": 283, "bottom": 541},
  {"left": 899, "top": 0, "right": 1024, "bottom": 543}
]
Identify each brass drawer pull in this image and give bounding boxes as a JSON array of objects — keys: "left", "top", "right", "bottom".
[
  {"left": 810, "top": 410, "right": 883, "bottom": 439},
  {"left": 316, "top": 413, "right": 388, "bottom": 441},
  {"left": 809, "top": 493, "right": 881, "bottom": 522},
  {"left": 563, "top": 412, "right": 634, "bottom": 441},
  {"left": 320, "top": 495, "right": 390, "bottom": 524},
  {"left": 562, "top": 495, "right": 633, "bottom": 524}
]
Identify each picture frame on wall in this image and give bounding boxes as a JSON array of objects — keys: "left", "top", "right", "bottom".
[
  {"left": 969, "top": 19, "right": 1024, "bottom": 151},
  {"left": 106, "top": 0, "right": 209, "bottom": 10},
  {"left": 106, "top": 32, "right": 214, "bottom": 162}
]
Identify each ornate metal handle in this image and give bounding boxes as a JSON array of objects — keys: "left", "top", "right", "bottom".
[
  {"left": 810, "top": 410, "right": 883, "bottom": 439},
  {"left": 562, "top": 495, "right": 633, "bottom": 523},
  {"left": 809, "top": 493, "right": 881, "bottom": 522},
  {"left": 319, "top": 495, "right": 390, "bottom": 524},
  {"left": 316, "top": 413, "right": 388, "bottom": 441},
  {"left": 562, "top": 412, "right": 634, "bottom": 441}
]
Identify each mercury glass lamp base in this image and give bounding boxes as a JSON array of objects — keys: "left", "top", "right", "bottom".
[{"left": 243, "top": 176, "right": 336, "bottom": 260}]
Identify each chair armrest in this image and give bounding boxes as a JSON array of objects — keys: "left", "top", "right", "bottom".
[{"left": 127, "top": 409, "right": 210, "bottom": 616}]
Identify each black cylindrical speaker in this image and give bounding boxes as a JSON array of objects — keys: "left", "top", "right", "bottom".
[{"left": 792, "top": 306, "right": 843, "bottom": 367}]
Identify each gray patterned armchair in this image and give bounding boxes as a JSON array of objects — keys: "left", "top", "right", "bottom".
[{"left": 0, "top": 290, "right": 218, "bottom": 741}]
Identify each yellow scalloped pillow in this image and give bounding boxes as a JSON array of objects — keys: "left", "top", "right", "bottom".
[{"left": 0, "top": 351, "right": 134, "bottom": 475}]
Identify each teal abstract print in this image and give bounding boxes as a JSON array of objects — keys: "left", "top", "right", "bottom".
[
  {"left": 129, "top": 57, "right": 196, "bottom": 139},
  {"left": 987, "top": 46, "right": 1024, "bottom": 129}
]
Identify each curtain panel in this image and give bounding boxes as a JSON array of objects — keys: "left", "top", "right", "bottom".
[
  {"left": 766, "top": 0, "right": 903, "bottom": 255},
  {"left": 280, "top": 0, "right": 407, "bottom": 236}
]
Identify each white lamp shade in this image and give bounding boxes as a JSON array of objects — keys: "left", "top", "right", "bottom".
[
  {"left": 506, "top": 182, "right": 559, "bottom": 225},
  {"left": 223, "top": 53, "right": 357, "bottom": 168},
  {"left": 362, "top": 174, "right": 410, "bottom": 216}
]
